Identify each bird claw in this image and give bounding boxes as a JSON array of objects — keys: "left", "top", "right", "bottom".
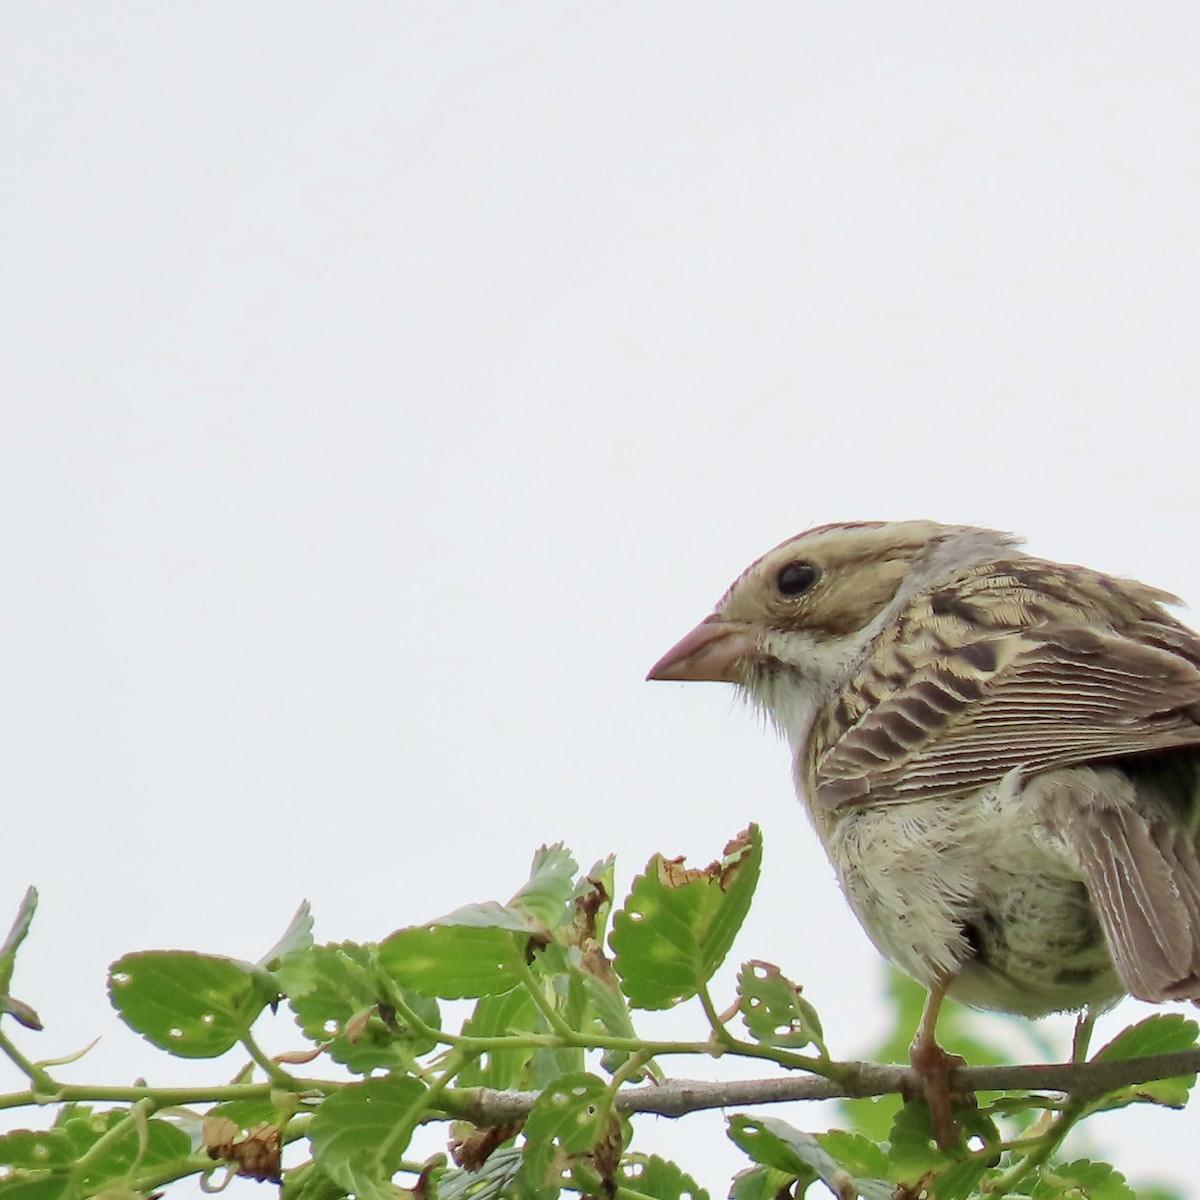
[{"left": 909, "top": 1036, "right": 969, "bottom": 1149}]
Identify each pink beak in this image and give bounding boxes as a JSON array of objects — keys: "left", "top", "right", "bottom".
[{"left": 646, "top": 616, "right": 760, "bottom": 683}]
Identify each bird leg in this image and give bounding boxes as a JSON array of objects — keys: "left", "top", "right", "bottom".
[{"left": 909, "top": 977, "right": 966, "bottom": 1150}]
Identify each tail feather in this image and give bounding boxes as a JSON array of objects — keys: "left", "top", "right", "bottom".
[{"left": 1032, "top": 766, "right": 1200, "bottom": 1003}]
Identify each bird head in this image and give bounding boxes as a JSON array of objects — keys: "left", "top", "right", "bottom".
[{"left": 647, "top": 520, "right": 1019, "bottom": 742}]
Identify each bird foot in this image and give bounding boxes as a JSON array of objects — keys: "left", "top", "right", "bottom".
[{"left": 909, "top": 1036, "right": 968, "bottom": 1150}]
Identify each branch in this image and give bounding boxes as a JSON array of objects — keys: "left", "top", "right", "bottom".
[{"left": 453, "top": 1049, "right": 1200, "bottom": 1123}]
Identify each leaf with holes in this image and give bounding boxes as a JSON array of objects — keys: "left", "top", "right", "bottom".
[
  {"left": 308, "top": 1076, "right": 426, "bottom": 1197},
  {"left": 518, "top": 1072, "right": 616, "bottom": 1193},
  {"left": 609, "top": 826, "right": 761, "bottom": 1009},
  {"left": 0, "top": 1130, "right": 75, "bottom": 1170},
  {"left": 378, "top": 925, "right": 525, "bottom": 999},
  {"left": 284, "top": 942, "right": 440, "bottom": 1072},
  {"left": 107, "top": 952, "right": 277, "bottom": 1058},
  {"left": 884, "top": 1101, "right": 961, "bottom": 1180},
  {"left": 616, "top": 1153, "right": 710, "bottom": 1200},
  {"left": 736, "top": 960, "right": 824, "bottom": 1052}
]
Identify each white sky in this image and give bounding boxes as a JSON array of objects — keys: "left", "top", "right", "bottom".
[{"left": 2, "top": 4, "right": 1200, "bottom": 1195}]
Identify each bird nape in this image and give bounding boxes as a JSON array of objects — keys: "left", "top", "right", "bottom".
[{"left": 648, "top": 519, "right": 1200, "bottom": 1147}]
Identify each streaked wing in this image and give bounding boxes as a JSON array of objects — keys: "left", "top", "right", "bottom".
[{"left": 813, "top": 624, "right": 1200, "bottom": 810}]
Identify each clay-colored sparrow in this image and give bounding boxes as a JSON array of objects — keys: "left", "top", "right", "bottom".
[{"left": 649, "top": 521, "right": 1200, "bottom": 1141}]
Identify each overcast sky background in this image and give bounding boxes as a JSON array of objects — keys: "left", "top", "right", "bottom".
[{"left": 3, "top": 4, "right": 1200, "bottom": 1195}]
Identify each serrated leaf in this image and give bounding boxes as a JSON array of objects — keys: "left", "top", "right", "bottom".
[
  {"left": 1031, "top": 1159, "right": 1136, "bottom": 1200},
  {"left": 885, "top": 1100, "right": 951, "bottom": 1178},
  {"left": 259, "top": 901, "right": 315, "bottom": 970},
  {"left": 308, "top": 1077, "right": 425, "bottom": 1195},
  {"left": 437, "top": 1146, "right": 524, "bottom": 1200},
  {"left": 737, "top": 960, "right": 824, "bottom": 1050},
  {"left": 609, "top": 826, "right": 761, "bottom": 1009},
  {"left": 928, "top": 1156, "right": 991, "bottom": 1200},
  {"left": 1093, "top": 1013, "right": 1200, "bottom": 1061},
  {"left": 107, "top": 952, "right": 276, "bottom": 1057},
  {"left": 0, "top": 888, "right": 42, "bottom": 1031},
  {"left": 728, "top": 1115, "right": 890, "bottom": 1200},
  {"left": 431, "top": 901, "right": 539, "bottom": 933},
  {"left": 617, "top": 1153, "right": 709, "bottom": 1200},
  {"left": 280, "top": 1161, "right": 348, "bottom": 1200},
  {"left": 518, "top": 1072, "right": 613, "bottom": 1192},
  {"left": 813, "top": 1130, "right": 889, "bottom": 1180},
  {"left": 285, "top": 942, "right": 440, "bottom": 1072},
  {"left": 76, "top": 1118, "right": 192, "bottom": 1189},
  {"left": 510, "top": 844, "right": 578, "bottom": 931},
  {"left": 1090, "top": 1014, "right": 1198, "bottom": 1108},
  {"left": 430, "top": 846, "right": 579, "bottom": 938},
  {"left": 729, "top": 1165, "right": 793, "bottom": 1200},
  {"left": 57, "top": 1110, "right": 123, "bottom": 1158},
  {"left": 205, "top": 1097, "right": 293, "bottom": 1132},
  {"left": 378, "top": 925, "right": 524, "bottom": 999},
  {"left": 457, "top": 987, "right": 541, "bottom": 1089},
  {"left": 0, "top": 1131, "right": 75, "bottom": 1169}
]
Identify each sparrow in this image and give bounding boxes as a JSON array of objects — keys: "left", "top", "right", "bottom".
[{"left": 648, "top": 520, "right": 1200, "bottom": 1141}]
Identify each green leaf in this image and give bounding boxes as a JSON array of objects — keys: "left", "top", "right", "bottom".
[
  {"left": 1090, "top": 1013, "right": 1198, "bottom": 1108},
  {"left": 56, "top": 1109, "right": 123, "bottom": 1157},
  {"left": 76, "top": 1117, "right": 192, "bottom": 1189},
  {"left": 107, "top": 952, "right": 276, "bottom": 1057},
  {"left": 1093, "top": 1013, "right": 1200, "bottom": 1061},
  {"left": 259, "top": 901, "right": 315, "bottom": 970},
  {"left": 285, "top": 942, "right": 440, "bottom": 1072},
  {"left": 437, "top": 1146, "right": 523, "bottom": 1200},
  {"left": 728, "top": 1115, "right": 891, "bottom": 1200},
  {"left": 430, "top": 901, "right": 538, "bottom": 933},
  {"left": 1031, "top": 1159, "right": 1136, "bottom": 1200},
  {"left": 737, "top": 960, "right": 824, "bottom": 1051},
  {"left": 509, "top": 844, "right": 579, "bottom": 931},
  {"left": 729, "top": 1166, "right": 793, "bottom": 1200},
  {"left": 457, "top": 986, "right": 541, "bottom": 1088},
  {"left": 884, "top": 1101, "right": 950, "bottom": 1179},
  {"left": 0, "top": 1131, "right": 74, "bottom": 1170},
  {"left": 518, "top": 1072, "right": 615, "bottom": 1193},
  {"left": 616, "top": 1153, "right": 709, "bottom": 1200},
  {"left": 609, "top": 826, "right": 761, "bottom": 1009},
  {"left": 0, "top": 1176, "right": 71, "bottom": 1200},
  {"left": 308, "top": 1076, "right": 425, "bottom": 1196},
  {"left": 432, "top": 845, "right": 579, "bottom": 938},
  {"left": 378, "top": 925, "right": 525, "bottom": 999},
  {"left": 0, "top": 887, "right": 42, "bottom": 1030},
  {"left": 813, "top": 1130, "right": 890, "bottom": 1179},
  {"left": 280, "top": 1162, "right": 348, "bottom": 1200},
  {"left": 928, "top": 1157, "right": 991, "bottom": 1200},
  {"left": 205, "top": 1097, "right": 294, "bottom": 1132}
]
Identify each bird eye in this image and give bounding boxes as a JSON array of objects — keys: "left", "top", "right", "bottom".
[{"left": 776, "top": 560, "right": 820, "bottom": 597}]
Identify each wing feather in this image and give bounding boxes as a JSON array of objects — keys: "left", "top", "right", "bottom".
[{"left": 814, "top": 624, "right": 1200, "bottom": 810}]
